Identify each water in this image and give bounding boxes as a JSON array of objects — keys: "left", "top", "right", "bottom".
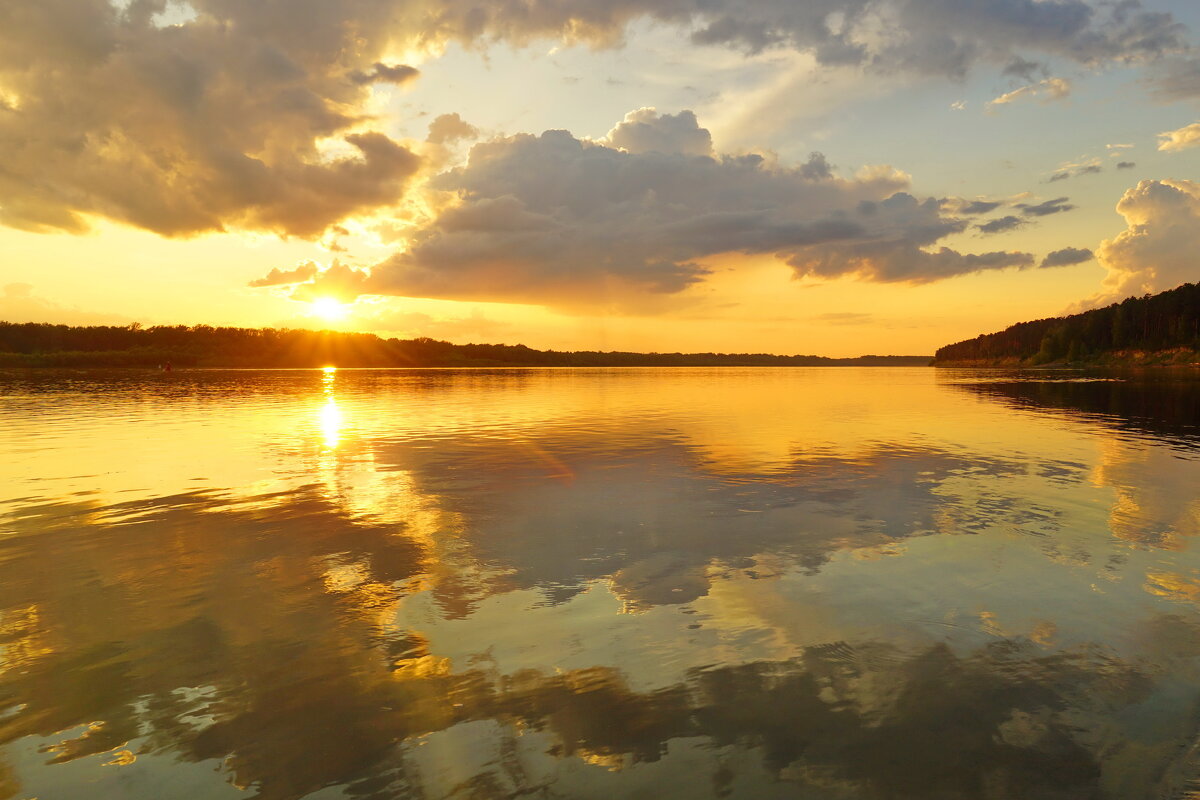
[{"left": 0, "top": 366, "right": 1198, "bottom": 799}]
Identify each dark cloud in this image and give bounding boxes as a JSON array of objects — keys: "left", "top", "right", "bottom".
[
  {"left": 0, "top": 0, "right": 425, "bottom": 237},
  {"left": 1001, "top": 55, "right": 1045, "bottom": 82},
  {"left": 1039, "top": 246, "right": 1093, "bottom": 267},
  {"left": 0, "top": 0, "right": 1190, "bottom": 240},
  {"left": 1148, "top": 56, "right": 1200, "bottom": 101},
  {"left": 675, "top": 0, "right": 1185, "bottom": 76},
  {"left": 976, "top": 215, "right": 1027, "bottom": 234},
  {"left": 1017, "top": 197, "right": 1076, "bottom": 216},
  {"left": 1117, "top": 161, "right": 1136, "bottom": 169},
  {"left": 959, "top": 200, "right": 1002, "bottom": 215},
  {"left": 317, "top": 113, "right": 1038, "bottom": 310},
  {"left": 1049, "top": 164, "right": 1103, "bottom": 182},
  {"left": 348, "top": 62, "right": 420, "bottom": 85}
]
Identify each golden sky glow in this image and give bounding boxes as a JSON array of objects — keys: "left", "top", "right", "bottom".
[{"left": 1, "top": 0, "right": 1199, "bottom": 355}]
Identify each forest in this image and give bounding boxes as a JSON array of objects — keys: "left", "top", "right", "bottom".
[
  {"left": 935, "top": 281, "right": 1200, "bottom": 365},
  {"left": 0, "top": 322, "right": 929, "bottom": 368}
]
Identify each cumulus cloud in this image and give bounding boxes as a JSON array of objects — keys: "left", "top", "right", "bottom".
[
  {"left": 0, "top": 0, "right": 1190, "bottom": 240},
  {"left": 976, "top": 215, "right": 1027, "bottom": 234},
  {"left": 986, "top": 77, "right": 1072, "bottom": 109},
  {"left": 0, "top": 0, "right": 426, "bottom": 237},
  {"left": 1040, "top": 246, "right": 1093, "bottom": 267},
  {"left": 271, "top": 110, "right": 1042, "bottom": 311},
  {"left": 1116, "top": 161, "right": 1136, "bottom": 169},
  {"left": 603, "top": 108, "right": 714, "bottom": 156},
  {"left": 1157, "top": 122, "right": 1200, "bottom": 153},
  {"left": 1017, "top": 197, "right": 1076, "bottom": 216},
  {"left": 290, "top": 261, "right": 373, "bottom": 302},
  {"left": 1093, "top": 179, "right": 1200, "bottom": 300}
]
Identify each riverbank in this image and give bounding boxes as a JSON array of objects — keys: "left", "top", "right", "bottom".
[{"left": 934, "top": 348, "right": 1200, "bottom": 368}]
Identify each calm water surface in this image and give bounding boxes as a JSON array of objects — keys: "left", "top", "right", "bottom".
[{"left": 1, "top": 367, "right": 1199, "bottom": 799}]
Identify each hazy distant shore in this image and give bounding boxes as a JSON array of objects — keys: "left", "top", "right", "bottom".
[
  {"left": 0, "top": 322, "right": 931, "bottom": 369},
  {"left": 0, "top": 349, "right": 934, "bottom": 369}
]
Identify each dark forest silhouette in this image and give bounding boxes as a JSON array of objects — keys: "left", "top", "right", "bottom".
[
  {"left": 935, "top": 282, "right": 1200, "bottom": 365},
  {"left": 0, "top": 322, "right": 929, "bottom": 368}
]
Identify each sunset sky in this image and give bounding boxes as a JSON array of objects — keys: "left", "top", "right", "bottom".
[{"left": 2, "top": 0, "right": 1199, "bottom": 356}]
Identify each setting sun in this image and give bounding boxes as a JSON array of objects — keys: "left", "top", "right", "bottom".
[{"left": 310, "top": 297, "right": 347, "bottom": 321}]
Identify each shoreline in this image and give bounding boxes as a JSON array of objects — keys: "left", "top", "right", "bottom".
[{"left": 934, "top": 348, "right": 1200, "bottom": 368}]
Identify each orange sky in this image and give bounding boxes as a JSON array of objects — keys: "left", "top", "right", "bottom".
[{"left": 1, "top": 0, "right": 1198, "bottom": 356}]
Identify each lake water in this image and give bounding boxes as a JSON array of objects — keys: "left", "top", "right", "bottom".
[{"left": 1, "top": 366, "right": 1199, "bottom": 799}]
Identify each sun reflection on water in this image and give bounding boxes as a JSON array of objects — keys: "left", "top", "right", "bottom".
[{"left": 319, "top": 367, "right": 342, "bottom": 449}]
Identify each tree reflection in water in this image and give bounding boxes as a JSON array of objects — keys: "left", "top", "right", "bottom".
[{"left": 0, "top": 368, "right": 1198, "bottom": 799}]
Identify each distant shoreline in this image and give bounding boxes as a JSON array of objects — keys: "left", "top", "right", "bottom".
[
  {"left": 0, "top": 354, "right": 936, "bottom": 369},
  {"left": 0, "top": 321, "right": 932, "bottom": 369}
]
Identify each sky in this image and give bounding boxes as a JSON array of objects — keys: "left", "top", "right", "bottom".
[{"left": 1, "top": 0, "right": 1198, "bottom": 357}]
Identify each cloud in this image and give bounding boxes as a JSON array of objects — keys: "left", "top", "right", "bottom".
[
  {"left": 944, "top": 199, "right": 1001, "bottom": 215},
  {"left": 1148, "top": 57, "right": 1200, "bottom": 101},
  {"left": 348, "top": 62, "right": 420, "bottom": 86},
  {"left": 1157, "top": 122, "right": 1200, "bottom": 153},
  {"left": 427, "top": 113, "right": 480, "bottom": 145},
  {"left": 291, "top": 261, "right": 372, "bottom": 302},
  {"left": 679, "top": 0, "right": 1185, "bottom": 76},
  {"left": 1040, "top": 247, "right": 1093, "bottom": 267},
  {"left": 1093, "top": 179, "right": 1200, "bottom": 300},
  {"left": 1046, "top": 159, "right": 1103, "bottom": 182},
  {"left": 322, "top": 111, "right": 1040, "bottom": 310},
  {"left": 976, "top": 215, "right": 1027, "bottom": 234},
  {"left": 0, "top": 0, "right": 1189, "bottom": 240},
  {"left": 1116, "top": 161, "right": 1136, "bottom": 169},
  {"left": 1001, "top": 56, "right": 1044, "bottom": 82},
  {"left": 603, "top": 108, "right": 715, "bottom": 156},
  {"left": 0, "top": 1, "right": 425, "bottom": 237},
  {"left": 1017, "top": 197, "right": 1076, "bottom": 216},
  {"left": 986, "top": 77, "right": 1072, "bottom": 109},
  {"left": 248, "top": 262, "right": 320, "bottom": 288}
]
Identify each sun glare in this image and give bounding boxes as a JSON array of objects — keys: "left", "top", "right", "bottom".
[{"left": 311, "top": 297, "right": 347, "bottom": 321}]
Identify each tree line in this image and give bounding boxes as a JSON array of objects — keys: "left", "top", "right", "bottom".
[
  {"left": 0, "top": 322, "right": 930, "bottom": 368},
  {"left": 935, "top": 281, "right": 1200, "bottom": 365}
]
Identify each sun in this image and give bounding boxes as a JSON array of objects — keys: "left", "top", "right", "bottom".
[{"left": 310, "top": 297, "right": 348, "bottom": 321}]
